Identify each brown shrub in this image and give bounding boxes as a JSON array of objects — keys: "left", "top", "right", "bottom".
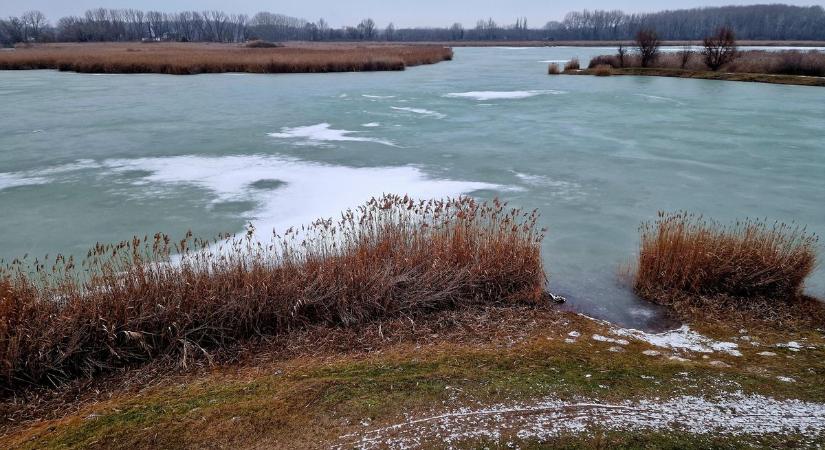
[
  {"left": 0, "top": 43, "right": 454, "bottom": 75},
  {"left": 244, "top": 40, "right": 282, "bottom": 48},
  {"left": 563, "top": 57, "right": 580, "bottom": 72},
  {"left": 588, "top": 55, "right": 618, "bottom": 69},
  {"left": 547, "top": 63, "right": 560, "bottom": 75},
  {"left": 593, "top": 64, "right": 613, "bottom": 76},
  {"left": 633, "top": 212, "right": 818, "bottom": 305},
  {"left": 0, "top": 195, "right": 546, "bottom": 392}
]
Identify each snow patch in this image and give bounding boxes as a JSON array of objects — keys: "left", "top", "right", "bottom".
[
  {"left": 268, "top": 123, "right": 396, "bottom": 147},
  {"left": 612, "top": 325, "right": 742, "bottom": 357},
  {"left": 390, "top": 106, "right": 446, "bottom": 119},
  {"left": 341, "top": 393, "right": 825, "bottom": 448}
]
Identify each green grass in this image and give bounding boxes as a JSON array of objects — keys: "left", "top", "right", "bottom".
[{"left": 6, "top": 310, "right": 823, "bottom": 449}]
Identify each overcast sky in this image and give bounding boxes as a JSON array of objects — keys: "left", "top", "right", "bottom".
[{"left": 3, "top": 1, "right": 823, "bottom": 28}]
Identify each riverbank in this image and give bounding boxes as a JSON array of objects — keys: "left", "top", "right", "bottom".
[
  {"left": 0, "top": 43, "right": 453, "bottom": 75},
  {"left": 403, "top": 40, "right": 825, "bottom": 48},
  {"left": 2, "top": 304, "right": 823, "bottom": 449},
  {"left": 566, "top": 66, "right": 825, "bottom": 87}
]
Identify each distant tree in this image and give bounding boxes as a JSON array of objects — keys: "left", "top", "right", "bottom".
[
  {"left": 616, "top": 44, "right": 626, "bottom": 67},
  {"left": 702, "top": 26, "right": 737, "bottom": 71},
  {"left": 21, "top": 10, "right": 48, "bottom": 41},
  {"left": 449, "top": 22, "right": 464, "bottom": 40},
  {"left": 678, "top": 45, "right": 693, "bottom": 69},
  {"left": 358, "top": 18, "right": 376, "bottom": 40},
  {"left": 635, "top": 29, "right": 660, "bottom": 67},
  {"left": 384, "top": 22, "right": 395, "bottom": 41}
]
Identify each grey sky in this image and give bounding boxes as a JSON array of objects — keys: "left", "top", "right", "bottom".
[{"left": 3, "top": 1, "right": 823, "bottom": 28}]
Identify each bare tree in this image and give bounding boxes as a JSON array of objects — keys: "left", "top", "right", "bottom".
[
  {"left": 678, "top": 45, "right": 693, "bottom": 69},
  {"left": 635, "top": 29, "right": 660, "bottom": 67},
  {"left": 357, "top": 18, "right": 376, "bottom": 40},
  {"left": 450, "top": 23, "right": 464, "bottom": 40},
  {"left": 616, "top": 44, "right": 626, "bottom": 67},
  {"left": 21, "top": 10, "right": 48, "bottom": 41},
  {"left": 702, "top": 26, "right": 737, "bottom": 71},
  {"left": 384, "top": 22, "right": 395, "bottom": 41}
]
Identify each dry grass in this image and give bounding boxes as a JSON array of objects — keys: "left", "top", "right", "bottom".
[
  {"left": 633, "top": 212, "right": 818, "bottom": 304},
  {"left": 547, "top": 63, "right": 561, "bottom": 75},
  {"left": 563, "top": 57, "right": 580, "bottom": 72},
  {"left": 0, "top": 195, "right": 546, "bottom": 393},
  {"left": 0, "top": 43, "right": 454, "bottom": 75},
  {"left": 593, "top": 64, "right": 613, "bottom": 76},
  {"left": 244, "top": 40, "right": 283, "bottom": 49},
  {"left": 588, "top": 50, "right": 825, "bottom": 77}
]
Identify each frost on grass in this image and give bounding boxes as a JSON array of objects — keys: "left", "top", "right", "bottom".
[{"left": 341, "top": 393, "right": 825, "bottom": 449}]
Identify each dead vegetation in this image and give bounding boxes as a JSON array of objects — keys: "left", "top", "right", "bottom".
[
  {"left": 587, "top": 49, "right": 825, "bottom": 78},
  {"left": 0, "top": 196, "right": 545, "bottom": 393},
  {"left": 0, "top": 42, "right": 454, "bottom": 74},
  {"left": 630, "top": 212, "right": 823, "bottom": 326}
]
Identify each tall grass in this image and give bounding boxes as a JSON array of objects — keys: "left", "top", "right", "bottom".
[
  {"left": 0, "top": 43, "right": 454, "bottom": 75},
  {"left": 588, "top": 50, "right": 825, "bottom": 77},
  {"left": 563, "top": 58, "right": 580, "bottom": 72},
  {"left": 633, "top": 212, "right": 818, "bottom": 304},
  {"left": 0, "top": 195, "right": 546, "bottom": 391}
]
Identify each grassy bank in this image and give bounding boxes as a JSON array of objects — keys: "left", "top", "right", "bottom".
[
  {"left": 2, "top": 305, "right": 823, "bottom": 449},
  {"left": 0, "top": 43, "right": 453, "bottom": 75},
  {"left": 568, "top": 49, "right": 825, "bottom": 86},
  {"left": 1, "top": 207, "right": 823, "bottom": 447},
  {"left": 569, "top": 66, "right": 825, "bottom": 86}
]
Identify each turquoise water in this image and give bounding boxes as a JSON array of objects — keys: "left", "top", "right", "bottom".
[{"left": 1, "top": 47, "right": 823, "bottom": 328}]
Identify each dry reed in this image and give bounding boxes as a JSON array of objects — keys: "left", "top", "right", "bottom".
[
  {"left": 563, "top": 58, "right": 580, "bottom": 72},
  {"left": 593, "top": 64, "right": 613, "bottom": 76},
  {"left": 588, "top": 50, "right": 825, "bottom": 77},
  {"left": 0, "top": 43, "right": 454, "bottom": 75},
  {"left": 633, "top": 212, "right": 818, "bottom": 305},
  {"left": 547, "top": 63, "right": 560, "bottom": 75},
  {"left": 0, "top": 195, "right": 546, "bottom": 392}
]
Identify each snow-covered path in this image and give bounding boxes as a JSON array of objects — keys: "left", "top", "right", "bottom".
[{"left": 340, "top": 393, "right": 825, "bottom": 448}]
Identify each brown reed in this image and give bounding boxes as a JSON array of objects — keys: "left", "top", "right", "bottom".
[
  {"left": 633, "top": 212, "right": 818, "bottom": 305},
  {"left": 0, "top": 195, "right": 546, "bottom": 392},
  {"left": 0, "top": 43, "right": 454, "bottom": 75}
]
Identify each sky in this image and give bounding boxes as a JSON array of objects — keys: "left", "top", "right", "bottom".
[{"left": 2, "top": 1, "right": 823, "bottom": 28}]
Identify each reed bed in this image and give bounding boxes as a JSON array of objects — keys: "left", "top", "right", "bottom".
[
  {"left": 547, "top": 63, "right": 560, "bottom": 75},
  {"left": 0, "top": 43, "right": 453, "bottom": 75},
  {"left": 0, "top": 195, "right": 546, "bottom": 391},
  {"left": 563, "top": 57, "right": 580, "bottom": 72},
  {"left": 588, "top": 50, "right": 825, "bottom": 77},
  {"left": 633, "top": 212, "right": 818, "bottom": 305}
]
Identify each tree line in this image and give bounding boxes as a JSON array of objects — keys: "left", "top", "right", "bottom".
[{"left": 2, "top": 4, "right": 825, "bottom": 46}]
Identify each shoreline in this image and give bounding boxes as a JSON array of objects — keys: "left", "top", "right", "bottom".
[{"left": 565, "top": 67, "right": 825, "bottom": 87}]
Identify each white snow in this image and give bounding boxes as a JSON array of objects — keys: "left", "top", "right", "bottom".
[
  {"left": 268, "top": 123, "right": 396, "bottom": 147},
  {"left": 390, "top": 106, "right": 446, "bottom": 119},
  {"left": 592, "top": 334, "right": 630, "bottom": 346},
  {"left": 612, "top": 325, "right": 742, "bottom": 357},
  {"left": 341, "top": 393, "right": 825, "bottom": 449},
  {"left": 776, "top": 341, "right": 802, "bottom": 352}
]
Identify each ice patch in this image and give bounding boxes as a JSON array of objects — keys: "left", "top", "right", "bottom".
[
  {"left": 362, "top": 95, "right": 396, "bottom": 99},
  {"left": 268, "top": 123, "right": 395, "bottom": 147},
  {"left": 514, "top": 172, "right": 586, "bottom": 201},
  {"left": 390, "top": 107, "right": 446, "bottom": 119},
  {"left": 102, "top": 155, "right": 505, "bottom": 240},
  {"left": 361, "top": 123, "right": 381, "bottom": 128},
  {"left": 0, "top": 173, "right": 47, "bottom": 191},
  {"left": 612, "top": 325, "right": 742, "bottom": 357},
  {"left": 444, "top": 90, "right": 565, "bottom": 101}
]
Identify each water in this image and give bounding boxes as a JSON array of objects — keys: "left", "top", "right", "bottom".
[{"left": 1, "top": 47, "right": 824, "bottom": 329}]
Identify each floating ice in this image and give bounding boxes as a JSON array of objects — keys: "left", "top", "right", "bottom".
[
  {"left": 390, "top": 106, "right": 446, "bottom": 119},
  {"left": 268, "top": 123, "right": 396, "bottom": 147},
  {"left": 444, "top": 90, "right": 565, "bottom": 101}
]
